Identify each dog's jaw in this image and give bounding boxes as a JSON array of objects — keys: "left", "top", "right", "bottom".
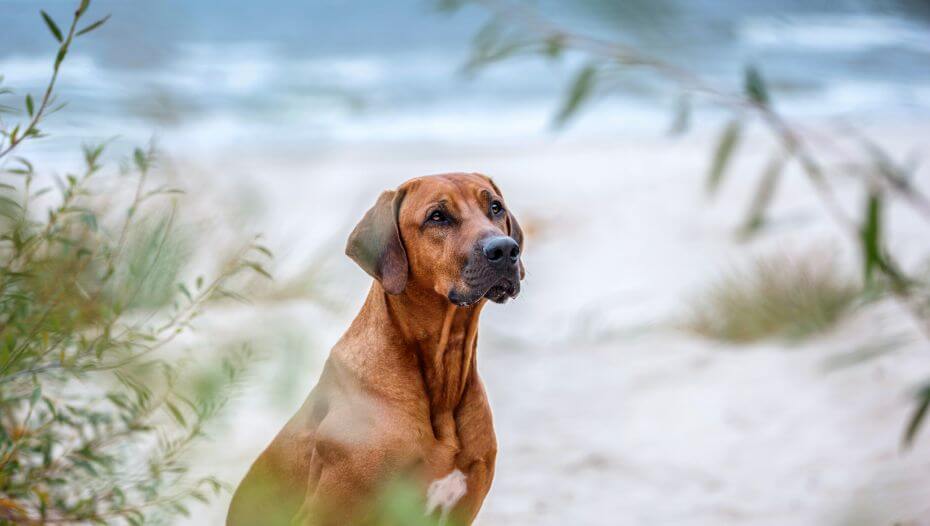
[{"left": 448, "top": 276, "right": 520, "bottom": 307}]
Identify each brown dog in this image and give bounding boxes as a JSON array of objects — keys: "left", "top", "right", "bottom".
[{"left": 227, "top": 173, "right": 524, "bottom": 525}]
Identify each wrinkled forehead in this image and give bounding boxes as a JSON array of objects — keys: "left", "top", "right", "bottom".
[{"left": 400, "top": 173, "right": 497, "bottom": 216}]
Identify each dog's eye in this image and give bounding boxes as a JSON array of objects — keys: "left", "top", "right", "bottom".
[
  {"left": 490, "top": 200, "right": 504, "bottom": 216},
  {"left": 428, "top": 210, "right": 447, "bottom": 223}
]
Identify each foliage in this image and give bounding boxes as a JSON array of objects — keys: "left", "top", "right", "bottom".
[
  {"left": 0, "top": 1, "right": 271, "bottom": 523},
  {"left": 443, "top": 0, "right": 930, "bottom": 447},
  {"left": 370, "top": 478, "right": 457, "bottom": 526},
  {"left": 683, "top": 252, "right": 860, "bottom": 343}
]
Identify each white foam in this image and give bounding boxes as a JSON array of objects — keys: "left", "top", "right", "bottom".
[{"left": 740, "top": 14, "right": 930, "bottom": 53}]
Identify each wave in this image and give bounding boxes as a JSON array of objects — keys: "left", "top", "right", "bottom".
[
  {"left": 2, "top": 36, "right": 930, "bottom": 152},
  {"left": 739, "top": 14, "right": 930, "bottom": 53}
]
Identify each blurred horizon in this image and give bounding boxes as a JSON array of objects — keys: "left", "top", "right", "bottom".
[{"left": 3, "top": 0, "right": 930, "bottom": 157}]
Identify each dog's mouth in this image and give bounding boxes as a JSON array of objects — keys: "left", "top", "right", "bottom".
[
  {"left": 449, "top": 276, "right": 519, "bottom": 307},
  {"left": 483, "top": 278, "right": 518, "bottom": 304}
]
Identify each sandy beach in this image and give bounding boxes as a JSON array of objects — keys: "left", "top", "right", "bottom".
[{"left": 164, "top": 120, "right": 930, "bottom": 525}]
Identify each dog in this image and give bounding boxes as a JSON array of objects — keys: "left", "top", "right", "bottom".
[{"left": 227, "top": 172, "right": 525, "bottom": 525}]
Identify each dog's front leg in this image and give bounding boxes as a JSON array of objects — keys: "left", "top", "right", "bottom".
[{"left": 425, "top": 373, "right": 497, "bottom": 525}]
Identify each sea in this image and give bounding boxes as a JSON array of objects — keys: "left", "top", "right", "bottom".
[{"left": 1, "top": 0, "right": 929, "bottom": 156}]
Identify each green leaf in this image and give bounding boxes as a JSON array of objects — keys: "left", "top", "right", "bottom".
[
  {"left": 744, "top": 65, "right": 769, "bottom": 106},
  {"left": 463, "top": 20, "right": 527, "bottom": 73},
  {"left": 706, "top": 120, "right": 743, "bottom": 196},
  {"left": 466, "top": 42, "right": 524, "bottom": 73},
  {"left": 40, "top": 10, "right": 64, "bottom": 43},
  {"left": 55, "top": 46, "right": 68, "bottom": 69},
  {"left": 857, "top": 189, "right": 909, "bottom": 291},
  {"left": 25, "top": 94, "right": 34, "bottom": 117},
  {"left": 903, "top": 383, "right": 930, "bottom": 449},
  {"left": 544, "top": 35, "right": 564, "bottom": 59},
  {"left": 252, "top": 244, "right": 273, "bottom": 258},
  {"left": 76, "top": 14, "right": 110, "bottom": 37},
  {"left": 244, "top": 261, "right": 272, "bottom": 280},
  {"left": 73, "top": 458, "right": 98, "bottom": 475},
  {"left": 133, "top": 147, "right": 148, "bottom": 172},
  {"left": 82, "top": 142, "right": 105, "bottom": 167},
  {"left": 106, "top": 393, "right": 130, "bottom": 409},
  {"left": 554, "top": 64, "right": 598, "bottom": 127},
  {"left": 172, "top": 502, "right": 191, "bottom": 517},
  {"left": 860, "top": 188, "right": 882, "bottom": 285},
  {"left": 211, "top": 287, "right": 249, "bottom": 303},
  {"left": 0, "top": 195, "right": 23, "bottom": 211},
  {"left": 166, "top": 401, "right": 187, "bottom": 426},
  {"left": 739, "top": 153, "right": 786, "bottom": 238},
  {"left": 126, "top": 510, "right": 144, "bottom": 526},
  {"left": 668, "top": 94, "right": 691, "bottom": 136},
  {"left": 178, "top": 283, "right": 192, "bottom": 301},
  {"left": 14, "top": 157, "right": 34, "bottom": 174},
  {"left": 190, "top": 490, "right": 209, "bottom": 503},
  {"left": 436, "top": 0, "right": 466, "bottom": 12},
  {"left": 80, "top": 211, "right": 98, "bottom": 232}
]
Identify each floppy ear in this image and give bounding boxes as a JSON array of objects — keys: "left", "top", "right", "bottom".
[
  {"left": 345, "top": 189, "right": 408, "bottom": 294},
  {"left": 486, "top": 177, "right": 526, "bottom": 279},
  {"left": 507, "top": 210, "right": 526, "bottom": 280},
  {"left": 507, "top": 208, "right": 524, "bottom": 248}
]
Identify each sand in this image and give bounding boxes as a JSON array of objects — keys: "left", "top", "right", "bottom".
[{"left": 179, "top": 121, "right": 930, "bottom": 525}]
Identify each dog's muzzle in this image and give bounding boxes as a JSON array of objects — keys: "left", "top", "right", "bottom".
[{"left": 449, "top": 235, "right": 522, "bottom": 307}]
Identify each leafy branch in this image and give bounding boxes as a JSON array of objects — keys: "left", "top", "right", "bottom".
[
  {"left": 0, "top": 1, "right": 109, "bottom": 160},
  {"left": 445, "top": 0, "right": 930, "bottom": 447},
  {"left": 0, "top": 2, "right": 271, "bottom": 523}
]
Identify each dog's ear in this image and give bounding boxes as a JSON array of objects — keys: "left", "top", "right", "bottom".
[
  {"left": 486, "top": 177, "right": 526, "bottom": 279},
  {"left": 346, "top": 189, "right": 408, "bottom": 294},
  {"left": 506, "top": 208, "right": 526, "bottom": 280}
]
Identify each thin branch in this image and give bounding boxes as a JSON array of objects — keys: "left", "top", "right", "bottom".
[
  {"left": 472, "top": 0, "right": 930, "bottom": 339},
  {"left": 0, "top": 7, "right": 84, "bottom": 159}
]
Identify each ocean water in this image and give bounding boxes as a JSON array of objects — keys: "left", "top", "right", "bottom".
[{"left": 1, "top": 0, "right": 929, "bottom": 154}]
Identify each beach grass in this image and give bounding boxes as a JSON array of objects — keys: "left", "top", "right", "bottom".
[{"left": 683, "top": 252, "right": 861, "bottom": 343}]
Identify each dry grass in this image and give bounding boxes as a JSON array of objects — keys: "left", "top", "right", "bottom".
[{"left": 684, "top": 252, "right": 861, "bottom": 343}]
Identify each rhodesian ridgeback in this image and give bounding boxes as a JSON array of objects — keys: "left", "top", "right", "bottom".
[{"left": 227, "top": 173, "right": 525, "bottom": 525}]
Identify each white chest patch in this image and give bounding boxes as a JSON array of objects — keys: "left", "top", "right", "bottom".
[{"left": 425, "top": 469, "right": 468, "bottom": 522}]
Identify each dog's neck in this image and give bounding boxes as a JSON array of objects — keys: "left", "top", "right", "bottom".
[{"left": 371, "top": 282, "right": 484, "bottom": 418}]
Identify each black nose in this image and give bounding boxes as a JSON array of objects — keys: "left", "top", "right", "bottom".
[{"left": 482, "top": 236, "right": 520, "bottom": 268}]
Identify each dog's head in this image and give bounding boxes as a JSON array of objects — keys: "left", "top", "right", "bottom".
[{"left": 346, "top": 172, "right": 525, "bottom": 306}]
